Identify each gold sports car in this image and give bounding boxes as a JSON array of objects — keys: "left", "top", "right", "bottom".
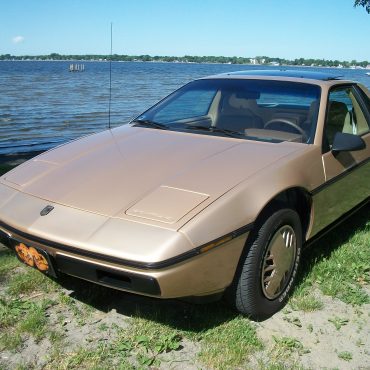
[{"left": 1, "top": 70, "right": 369, "bottom": 320}]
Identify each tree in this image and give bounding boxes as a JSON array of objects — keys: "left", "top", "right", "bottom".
[{"left": 354, "top": 0, "right": 370, "bottom": 13}]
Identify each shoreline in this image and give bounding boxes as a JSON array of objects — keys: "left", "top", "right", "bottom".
[
  {"left": 0, "top": 151, "right": 43, "bottom": 175},
  {"left": 1, "top": 60, "right": 369, "bottom": 70},
  {"left": 0, "top": 151, "right": 43, "bottom": 165}
]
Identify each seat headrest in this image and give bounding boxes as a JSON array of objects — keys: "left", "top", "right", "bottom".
[
  {"left": 327, "top": 101, "right": 348, "bottom": 125},
  {"left": 328, "top": 101, "right": 348, "bottom": 115},
  {"left": 222, "top": 93, "right": 258, "bottom": 114}
]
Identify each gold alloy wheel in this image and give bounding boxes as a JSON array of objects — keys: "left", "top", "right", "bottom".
[{"left": 261, "top": 225, "right": 296, "bottom": 300}]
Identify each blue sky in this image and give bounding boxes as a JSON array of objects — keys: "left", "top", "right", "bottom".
[{"left": 1, "top": 0, "right": 369, "bottom": 61}]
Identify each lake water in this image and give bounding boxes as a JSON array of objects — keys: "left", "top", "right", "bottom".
[{"left": 1, "top": 61, "right": 369, "bottom": 155}]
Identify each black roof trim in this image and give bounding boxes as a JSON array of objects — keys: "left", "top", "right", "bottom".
[{"left": 222, "top": 69, "right": 343, "bottom": 81}]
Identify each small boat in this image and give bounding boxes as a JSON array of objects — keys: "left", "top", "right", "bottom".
[
  {"left": 69, "top": 63, "right": 85, "bottom": 72},
  {"left": 366, "top": 72, "right": 370, "bottom": 76}
]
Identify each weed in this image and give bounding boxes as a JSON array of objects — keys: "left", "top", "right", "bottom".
[
  {"left": 98, "top": 322, "right": 109, "bottom": 332},
  {"left": 50, "top": 325, "right": 180, "bottom": 369},
  {"left": 256, "top": 358, "right": 306, "bottom": 370},
  {"left": 116, "top": 317, "right": 183, "bottom": 367},
  {"left": 49, "top": 330, "right": 65, "bottom": 344},
  {"left": 283, "top": 316, "right": 302, "bottom": 327},
  {"left": 273, "top": 336, "right": 310, "bottom": 356},
  {"left": 13, "top": 364, "right": 28, "bottom": 370},
  {"left": 328, "top": 316, "right": 349, "bottom": 330},
  {"left": 282, "top": 307, "right": 292, "bottom": 314},
  {"left": 260, "top": 336, "right": 310, "bottom": 369},
  {"left": 57, "top": 343, "right": 133, "bottom": 370},
  {"left": 337, "top": 351, "right": 352, "bottom": 361}
]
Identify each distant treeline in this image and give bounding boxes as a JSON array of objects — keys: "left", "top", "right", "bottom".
[{"left": 1, "top": 53, "right": 369, "bottom": 68}]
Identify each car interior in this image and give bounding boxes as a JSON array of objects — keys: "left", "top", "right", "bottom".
[
  {"left": 324, "top": 87, "right": 370, "bottom": 150},
  {"left": 212, "top": 92, "right": 314, "bottom": 142},
  {"left": 148, "top": 80, "right": 323, "bottom": 143}
]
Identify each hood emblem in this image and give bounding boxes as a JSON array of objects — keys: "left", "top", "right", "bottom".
[{"left": 40, "top": 205, "right": 54, "bottom": 216}]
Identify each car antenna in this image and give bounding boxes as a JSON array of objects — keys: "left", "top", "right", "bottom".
[{"left": 108, "top": 22, "right": 113, "bottom": 129}]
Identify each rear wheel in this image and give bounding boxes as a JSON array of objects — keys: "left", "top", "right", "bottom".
[{"left": 227, "top": 208, "right": 302, "bottom": 320}]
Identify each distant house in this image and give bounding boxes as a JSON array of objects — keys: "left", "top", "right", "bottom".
[{"left": 249, "top": 58, "right": 266, "bottom": 65}]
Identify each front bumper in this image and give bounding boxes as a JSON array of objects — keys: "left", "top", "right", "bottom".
[{"left": 0, "top": 221, "right": 248, "bottom": 298}]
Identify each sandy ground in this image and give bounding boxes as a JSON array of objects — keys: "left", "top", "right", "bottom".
[{"left": 253, "top": 292, "right": 370, "bottom": 369}]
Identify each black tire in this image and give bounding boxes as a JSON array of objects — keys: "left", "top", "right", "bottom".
[{"left": 226, "top": 208, "right": 302, "bottom": 321}]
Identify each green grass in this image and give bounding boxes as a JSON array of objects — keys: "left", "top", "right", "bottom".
[
  {"left": 0, "top": 332, "right": 22, "bottom": 351},
  {"left": 0, "top": 250, "right": 59, "bottom": 352},
  {"left": 7, "top": 265, "right": 57, "bottom": 297},
  {"left": 198, "top": 316, "right": 262, "bottom": 369},
  {"left": 18, "top": 303, "right": 48, "bottom": 340},
  {"left": 0, "top": 249, "right": 19, "bottom": 282},
  {"left": 43, "top": 308, "right": 261, "bottom": 369},
  {"left": 254, "top": 336, "right": 309, "bottom": 369},
  {"left": 293, "top": 206, "right": 370, "bottom": 306},
  {"left": 43, "top": 342, "right": 134, "bottom": 370},
  {"left": 113, "top": 319, "right": 183, "bottom": 368},
  {"left": 104, "top": 304, "right": 262, "bottom": 369},
  {"left": 0, "top": 297, "right": 40, "bottom": 329},
  {"left": 58, "top": 292, "right": 93, "bottom": 325},
  {"left": 0, "top": 297, "right": 51, "bottom": 351},
  {"left": 289, "top": 285, "right": 324, "bottom": 312}
]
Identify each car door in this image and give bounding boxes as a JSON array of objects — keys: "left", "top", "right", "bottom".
[{"left": 311, "top": 84, "right": 370, "bottom": 234}]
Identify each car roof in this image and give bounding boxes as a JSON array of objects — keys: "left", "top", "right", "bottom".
[
  {"left": 209, "top": 69, "right": 344, "bottom": 81},
  {"left": 219, "top": 69, "right": 343, "bottom": 80}
]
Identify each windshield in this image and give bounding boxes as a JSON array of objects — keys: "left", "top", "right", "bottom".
[{"left": 133, "top": 78, "right": 321, "bottom": 144}]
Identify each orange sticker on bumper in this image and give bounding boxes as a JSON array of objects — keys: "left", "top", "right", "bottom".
[{"left": 15, "top": 243, "right": 49, "bottom": 272}]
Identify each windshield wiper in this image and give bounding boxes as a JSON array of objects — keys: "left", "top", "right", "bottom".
[
  {"left": 186, "top": 125, "right": 244, "bottom": 138},
  {"left": 132, "top": 119, "right": 169, "bottom": 130}
]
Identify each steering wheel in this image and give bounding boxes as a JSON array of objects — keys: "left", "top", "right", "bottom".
[{"left": 264, "top": 118, "right": 307, "bottom": 140}]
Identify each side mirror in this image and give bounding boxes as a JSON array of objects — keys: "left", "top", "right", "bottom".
[{"left": 331, "top": 132, "right": 366, "bottom": 154}]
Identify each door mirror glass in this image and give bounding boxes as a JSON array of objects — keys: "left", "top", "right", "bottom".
[{"left": 331, "top": 132, "right": 366, "bottom": 153}]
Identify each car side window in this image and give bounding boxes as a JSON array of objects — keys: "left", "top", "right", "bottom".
[
  {"left": 356, "top": 86, "right": 370, "bottom": 113},
  {"left": 324, "top": 86, "right": 370, "bottom": 151}
]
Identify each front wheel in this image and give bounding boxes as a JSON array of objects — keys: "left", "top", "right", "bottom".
[{"left": 226, "top": 208, "right": 302, "bottom": 321}]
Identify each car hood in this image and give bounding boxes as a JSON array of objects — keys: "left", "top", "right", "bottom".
[{"left": 2, "top": 125, "right": 304, "bottom": 228}]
